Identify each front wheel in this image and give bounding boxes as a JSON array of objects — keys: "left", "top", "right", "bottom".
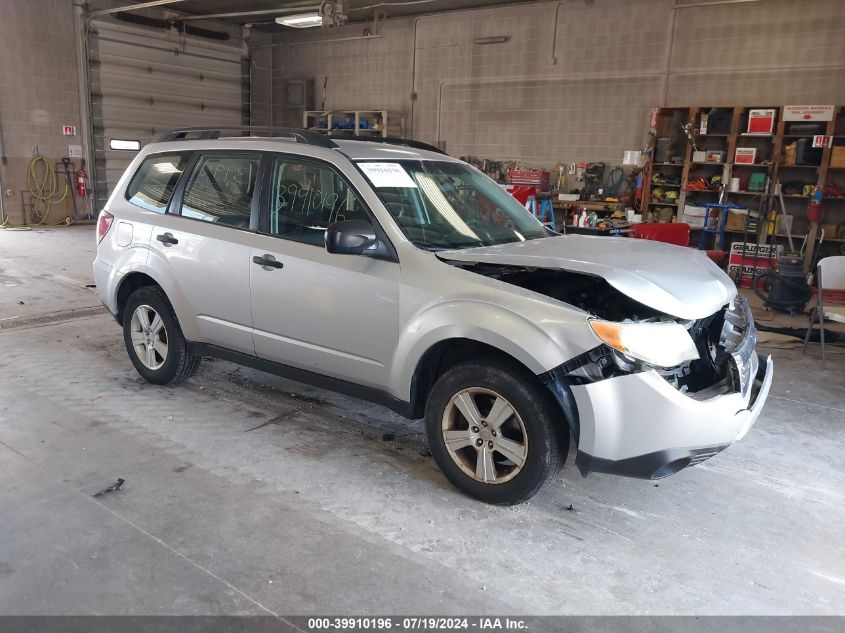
[{"left": 425, "top": 359, "right": 568, "bottom": 505}]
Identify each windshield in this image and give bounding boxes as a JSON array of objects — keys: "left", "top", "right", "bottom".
[{"left": 355, "top": 160, "right": 548, "bottom": 250}]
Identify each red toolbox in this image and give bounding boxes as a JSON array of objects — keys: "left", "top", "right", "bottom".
[{"left": 507, "top": 169, "right": 550, "bottom": 187}]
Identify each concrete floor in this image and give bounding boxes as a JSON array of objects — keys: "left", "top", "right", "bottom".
[{"left": 1, "top": 225, "right": 843, "bottom": 616}]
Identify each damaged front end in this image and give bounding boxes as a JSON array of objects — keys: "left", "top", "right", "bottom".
[
  {"left": 541, "top": 294, "right": 769, "bottom": 480},
  {"left": 551, "top": 296, "right": 755, "bottom": 397},
  {"left": 459, "top": 261, "right": 747, "bottom": 398}
]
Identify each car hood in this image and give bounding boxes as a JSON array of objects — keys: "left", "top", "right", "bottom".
[{"left": 436, "top": 234, "right": 737, "bottom": 319}]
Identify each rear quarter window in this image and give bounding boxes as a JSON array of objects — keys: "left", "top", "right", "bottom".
[{"left": 125, "top": 152, "right": 191, "bottom": 213}]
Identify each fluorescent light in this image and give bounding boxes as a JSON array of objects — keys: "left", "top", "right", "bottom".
[
  {"left": 152, "top": 162, "right": 181, "bottom": 174},
  {"left": 276, "top": 12, "right": 323, "bottom": 28},
  {"left": 110, "top": 139, "right": 141, "bottom": 151}
]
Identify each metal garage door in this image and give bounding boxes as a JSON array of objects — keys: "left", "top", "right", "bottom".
[{"left": 88, "top": 18, "right": 247, "bottom": 211}]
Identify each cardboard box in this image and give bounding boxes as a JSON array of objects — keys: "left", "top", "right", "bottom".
[
  {"left": 784, "top": 143, "right": 797, "bottom": 166},
  {"left": 728, "top": 241, "right": 783, "bottom": 288},
  {"left": 726, "top": 209, "right": 748, "bottom": 231},
  {"left": 735, "top": 148, "right": 757, "bottom": 164},
  {"left": 693, "top": 150, "right": 707, "bottom": 163},
  {"left": 831, "top": 146, "right": 845, "bottom": 168},
  {"left": 820, "top": 223, "right": 840, "bottom": 238}
]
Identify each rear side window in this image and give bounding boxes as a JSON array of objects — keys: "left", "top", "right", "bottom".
[
  {"left": 180, "top": 154, "right": 261, "bottom": 229},
  {"left": 125, "top": 153, "right": 190, "bottom": 213}
]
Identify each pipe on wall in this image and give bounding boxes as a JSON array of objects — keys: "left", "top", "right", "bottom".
[
  {"left": 73, "top": 1, "right": 95, "bottom": 215},
  {"left": 674, "top": 0, "right": 766, "bottom": 8}
]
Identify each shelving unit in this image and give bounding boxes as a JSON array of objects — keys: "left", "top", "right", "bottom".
[
  {"left": 645, "top": 105, "right": 845, "bottom": 269},
  {"left": 302, "top": 110, "right": 405, "bottom": 138}
]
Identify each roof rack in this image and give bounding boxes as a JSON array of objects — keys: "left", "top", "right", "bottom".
[
  {"left": 151, "top": 126, "right": 448, "bottom": 156},
  {"left": 152, "top": 126, "right": 337, "bottom": 149},
  {"left": 331, "top": 135, "right": 448, "bottom": 155}
]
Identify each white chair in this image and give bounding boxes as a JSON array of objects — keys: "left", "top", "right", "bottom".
[{"left": 803, "top": 255, "right": 845, "bottom": 368}]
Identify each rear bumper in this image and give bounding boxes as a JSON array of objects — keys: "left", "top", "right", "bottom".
[
  {"left": 572, "top": 353, "right": 773, "bottom": 480},
  {"left": 93, "top": 258, "right": 119, "bottom": 318}
]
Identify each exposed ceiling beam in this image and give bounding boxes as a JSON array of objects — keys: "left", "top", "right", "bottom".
[
  {"left": 86, "top": 0, "right": 193, "bottom": 21},
  {"left": 177, "top": 5, "right": 322, "bottom": 22}
]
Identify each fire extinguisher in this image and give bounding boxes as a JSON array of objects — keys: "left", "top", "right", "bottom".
[
  {"left": 76, "top": 164, "right": 88, "bottom": 198},
  {"left": 807, "top": 184, "right": 823, "bottom": 224}
]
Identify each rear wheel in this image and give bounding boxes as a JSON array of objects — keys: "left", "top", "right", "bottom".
[
  {"left": 425, "top": 359, "right": 568, "bottom": 505},
  {"left": 122, "top": 286, "right": 201, "bottom": 385}
]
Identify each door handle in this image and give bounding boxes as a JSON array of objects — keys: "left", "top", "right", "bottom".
[
  {"left": 156, "top": 232, "right": 178, "bottom": 246},
  {"left": 252, "top": 254, "right": 284, "bottom": 269}
]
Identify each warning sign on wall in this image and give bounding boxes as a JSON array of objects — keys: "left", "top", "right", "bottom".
[{"left": 783, "top": 105, "right": 834, "bottom": 122}]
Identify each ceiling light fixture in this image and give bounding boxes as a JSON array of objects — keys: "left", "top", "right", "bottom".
[{"left": 275, "top": 12, "right": 323, "bottom": 28}]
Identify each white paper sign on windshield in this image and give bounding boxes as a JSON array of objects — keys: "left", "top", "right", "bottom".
[{"left": 359, "top": 162, "right": 418, "bottom": 188}]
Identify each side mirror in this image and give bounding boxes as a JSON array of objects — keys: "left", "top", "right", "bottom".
[{"left": 325, "top": 219, "right": 378, "bottom": 255}]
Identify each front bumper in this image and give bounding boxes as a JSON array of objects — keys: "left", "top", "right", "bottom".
[{"left": 572, "top": 352, "right": 773, "bottom": 479}]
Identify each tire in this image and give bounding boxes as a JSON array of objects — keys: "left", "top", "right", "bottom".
[
  {"left": 425, "top": 358, "right": 569, "bottom": 505},
  {"left": 122, "top": 286, "right": 201, "bottom": 385}
]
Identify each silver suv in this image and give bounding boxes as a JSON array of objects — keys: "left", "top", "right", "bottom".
[{"left": 94, "top": 127, "right": 773, "bottom": 505}]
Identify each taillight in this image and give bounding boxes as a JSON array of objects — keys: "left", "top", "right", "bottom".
[{"left": 97, "top": 211, "right": 114, "bottom": 243}]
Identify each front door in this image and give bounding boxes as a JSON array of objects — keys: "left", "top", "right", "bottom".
[{"left": 250, "top": 154, "right": 399, "bottom": 389}]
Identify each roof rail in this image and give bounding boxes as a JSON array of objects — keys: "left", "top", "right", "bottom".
[
  {"left": 152, "top": 126, "right": 338, "bottom": 149},
  {"left": 330, "top": 135, "right": 448, "bottom": 155}
]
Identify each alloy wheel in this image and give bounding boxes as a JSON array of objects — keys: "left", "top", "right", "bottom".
[
  {"left": 441, "top": 387, "right": 528, "bottom": 484},
  {"left": 129, "top": 304, "right": 168, "bottom": 370}
]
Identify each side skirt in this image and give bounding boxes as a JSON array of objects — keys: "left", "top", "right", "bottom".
[{"left": 189, "top": 342, "right": 416, "bottom": 419}]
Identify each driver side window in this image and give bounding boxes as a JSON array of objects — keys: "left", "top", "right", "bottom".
[{"left": 268, "top": 157, "right": 369, "bottom": 246}]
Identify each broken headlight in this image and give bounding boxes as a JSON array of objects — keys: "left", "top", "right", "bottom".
[{"left": 588, "top": 319, "right": 700, "bottom": 369}]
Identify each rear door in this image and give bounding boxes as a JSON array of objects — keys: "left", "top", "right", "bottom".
[
  {"left": 148, "top": 151, "right": 264, "bottom": 355},
  {"left": 249, "top": 154, "right": 400, "bottom": 389}
]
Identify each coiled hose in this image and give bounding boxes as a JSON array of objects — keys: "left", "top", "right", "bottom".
[{"left": 1, "top": 155, "right": 74, "bottom": 230}]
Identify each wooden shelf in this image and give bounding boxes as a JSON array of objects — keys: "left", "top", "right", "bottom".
[
  {"left": 302, "top": 109, "right": 405, "bottom": 138},
  {"left": 644, "top": 104, "right": 844, "bottom": 269}
]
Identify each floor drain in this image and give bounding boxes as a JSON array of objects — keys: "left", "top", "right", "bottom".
[{"left": 0, "top": 305, "right": 107, "bottom": 331}]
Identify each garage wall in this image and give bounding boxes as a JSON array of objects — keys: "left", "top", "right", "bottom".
[
  {"left": 257, "top": 0, "right": 845, "bottom": 168},
  {"left": 0, "top": 0, "right": 82, "bottom": 225}
]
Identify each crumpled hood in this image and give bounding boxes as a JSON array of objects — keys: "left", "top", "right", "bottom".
[{"left": 436, "top": 234, "right": 737, "bottom": 319}]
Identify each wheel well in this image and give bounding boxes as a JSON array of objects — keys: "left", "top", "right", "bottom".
[
  {"left": 409, "top": 339, "right": 538, "bottom": 419},
  {"left": 116, "top": 273, "right": 161, "bottom": 324}
]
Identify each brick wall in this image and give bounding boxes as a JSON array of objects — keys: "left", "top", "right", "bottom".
[
  {"left": 256, "top": 0, "right": 845, "bottom": 169},
  {"left": 0, "top": 0, "right": 81, "bottom": 225}
]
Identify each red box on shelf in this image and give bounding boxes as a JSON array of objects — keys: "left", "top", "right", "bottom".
[
  {"left": 507, "top": 169, "right": 550, "bottom": 186},
  {"left": 747, "top": 109, "right": 775, "bottom": 135}
]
